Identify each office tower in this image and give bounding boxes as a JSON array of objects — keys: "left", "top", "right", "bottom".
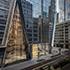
[
  {"left": 24, "top": 0, "right": 50, "bottom": 43},
  {"left": 21, "top": 0, "right": 33, "bottom": 44},
  {"left": 58, "top": 0, "right": 65, "bottom": 22},
  {"left": 0, "top": 0, "right": 12, "bottom": 65},
  {"left": 33, "top": 16, "right": 49, "bottom": 44},
  {"left": 38, "top": 16, "right": 49, "bottom": 43},
  {"left": 54, "top": 20, "right": 70, "bottom": 49},
  {"left": 33, "top": 18, "right": 39, "bottom": 43},
  {"left": 0, "top": 0, "right": 11, "bottom": 45},
  {"left": 26, "top": 0, "right": 51, "bottom": 17},
  {"left": 58, "top": 0, "right": 70, "bottom": 22},
  {"left": 65, "top": 0, "right": 70, "bottom": 20},
  {"left": 48, "top": 0, "right": 56, "bottom": 46},
  {"left": 54, "top": 0, "right": 70, "bottom": 48},
  {"left": 0, "top": 0, "right": 29, "bottom": 65}
]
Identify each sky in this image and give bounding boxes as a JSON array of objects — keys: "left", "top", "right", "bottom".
[{"left": 26, "top": 0, "right": 51, "bottom": 17}]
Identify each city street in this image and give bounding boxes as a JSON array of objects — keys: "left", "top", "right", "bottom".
[{"left": 0, "top": 0, "right": 70, "bottom": 70}]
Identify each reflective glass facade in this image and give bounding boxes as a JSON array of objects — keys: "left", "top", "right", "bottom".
[
  {"left": 5, "top": 4, "right": 26, "bottom": 64},
  {"left": 0, "top": 0, "right": 27, "bottom": 65},
  {"left": 0, "top": 0, "right": 11, "bottom": 45},
  {"left": 58, "top": 0, "right": 70, "bottom": 22},
  {"left": 0, "top": 0, "right": 12, "bottom": 65}
]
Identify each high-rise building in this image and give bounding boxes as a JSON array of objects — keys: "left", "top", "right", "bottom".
[
  {"left": 58, "top": 0, "right": 70, "bottom": 22},
  {"left": 33, "top": 18, "right": 39, "bottom": 43},
  {"left": 54, "top": 20, "right": 70, "bottom": 49},
  {"left": 0, "top": 0, "right": 29, "bottom": 65},
  {"left": 26, "top": 0, "right": 51, "bottom": 17},
  {"left": 21, "top": 0, "right": 33, "bottom": 44},
  {"left": 58, "top": 0, "right": 65, "bottom": 22},
  {"left": 48, "top": 0, "right": 56, "bottom": 45},
  {"left": 25, "top": 0, "right": 50, "bottom": 44},
  {"left": 65, "top": 0, "right": 70, "bottom": 20},
  {"left": 0, "top": 0, "right": 11, "bottom": 45},
  {"left": 0, "top": 0, "right": 12, "bottom": 65},
  {"left": 32, "top": 16, "right": 49, "bottom": 44},
  {"left": 38, "top": 16, "right": 49, "bottom": 43}
]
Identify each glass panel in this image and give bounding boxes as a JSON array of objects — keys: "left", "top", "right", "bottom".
[
  {"left": 0, "top": 0, "right": 12, "bottom": 45},
  {"left": 5, "top": 5, "right": 26, "bottom": 64}
]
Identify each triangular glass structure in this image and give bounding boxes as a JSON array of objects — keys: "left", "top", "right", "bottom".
[
  {"left": 0, "top": 0, "right": 28, "bottom": 65},
  {"left": 5, "top": 4, "right": 26, "bottom": 64}
]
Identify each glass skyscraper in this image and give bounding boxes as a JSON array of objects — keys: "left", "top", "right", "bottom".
[
  {"left": 21, "top": 0, "right": 33, "bottom": 44},
  {"left": 58, "top": 0, "right": 70, "bottom": 22},
  {"left": 26, "top": 0, "right": 51, "bottom": 17},
  {"left": 0, "top": 0, "right": 11, "bottom": 45},
  {"left": 0, "top": 0, "right": 28, "bottom": 65},
  {"left": 0, "top": 0, "right": 12, "bottom": 64}
]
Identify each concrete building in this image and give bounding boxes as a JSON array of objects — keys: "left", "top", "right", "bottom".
[
  {"left": 48, "top": 0, "right": 56, "bottom": 45},
  {"left": 25, "top": 0, "right": 50, "bottom": 44},
  {"left": 54, "top": 20, "right": 70, "bottom": 49},
  {"left": 38, "top": 16, "right": 49, "bottom": 43},
  {"left": 57, "top": 0, "right": 65, "bottom": 22},
  {"left": 26, "top": 0, "right": 51, "bottom": 17},
  {"left": 21, "top": 0, "right": 33, "bottom": 44},
  {"left": 65, "top": 0, "right": 70, "bottom": 20},
  {"left": 32, "top": 16, "right": 49, "bottom": 44},
  {"left": 0, "top": 0, "right": 11, "bottom": 45},
  {"left": 33, "top": 18, "right": 39, "bottom": 43},
  {"left": 0, "top": 0, "right": 12, "bottom": 65},
  {"left": 57, "top": 0, "right": 70, "bottom": 22}
]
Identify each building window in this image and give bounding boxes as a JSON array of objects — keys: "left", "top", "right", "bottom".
[{"left": 0, "top": 26, "right": 5, "bottom": 30}]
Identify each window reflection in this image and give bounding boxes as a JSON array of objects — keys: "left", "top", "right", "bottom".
[{"left": 5, "top": 5, "right": 26, "bottom": 64}]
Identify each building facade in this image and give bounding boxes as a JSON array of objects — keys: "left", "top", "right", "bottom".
[
  {"left": 0, "top": 0, "right": 12, "bottom": 65},
  {"left": 0, "top": 0, "right": 11, "bottom": 45},
  {"left": 58, "top": 0, "right": 70, "bottom": 22},
  {"left": 38, "top": 16, "right": 49, "bottom": 43},
  {"left": 33, "top": 18, "right": 39, "bottom": 43},
  {"left": 66, "top": 0, "right": 70, "bottom": 20},
  {"left": 25, "top": 0, "right": 51, "bottom": 44},
  {"left": 21, "top": 0, "right": 33, "bottom": 44},
  {"left": 0, "top": 0, "right": 29, "bottom": 65},
  {"left": 54, "top": 20, "right": 70, "bottom": 49}
]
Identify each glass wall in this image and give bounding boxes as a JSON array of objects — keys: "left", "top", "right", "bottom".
[
  {"left": 26, "top": 0, "right": 51, "bottom": 17},
  {"left": 0, "top": 0, "right": 11, "bottom": 45},
  {"left": 5, "top": 4, "right": 26, "bottom": 64}
]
